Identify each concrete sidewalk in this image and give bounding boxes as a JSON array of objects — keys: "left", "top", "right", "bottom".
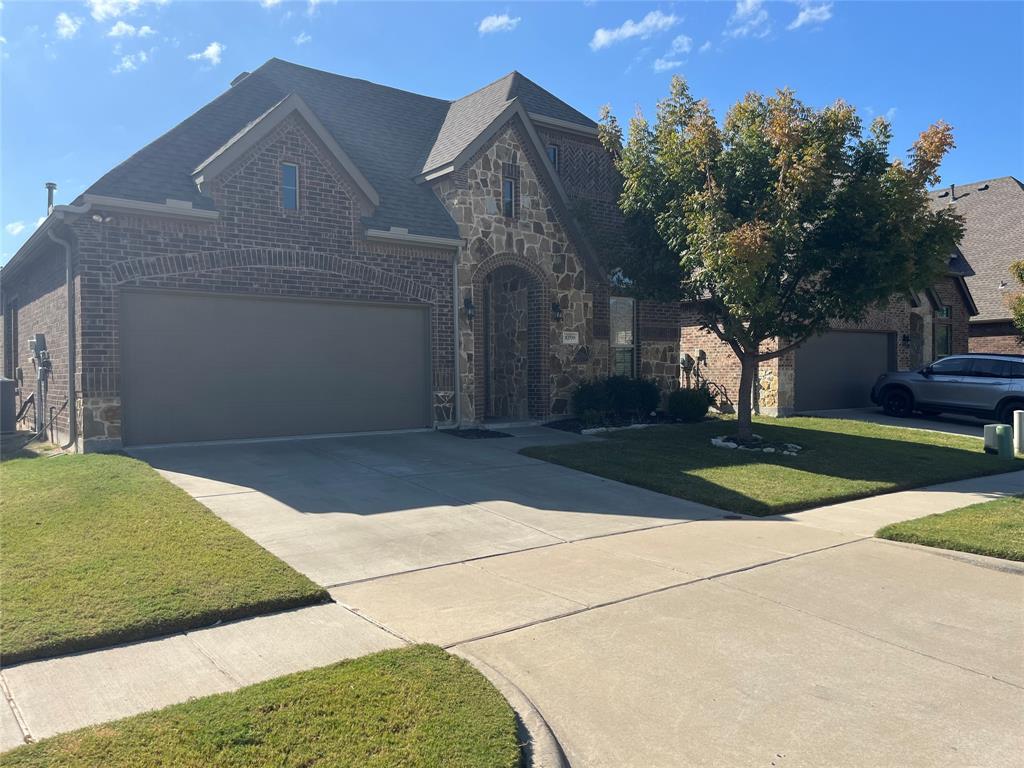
[
  {"left": 4, "top": 469, "right": 1022, "bottom": 758},
  {"left": 1, "top": 602, "right": 403, "bottom": 750}
]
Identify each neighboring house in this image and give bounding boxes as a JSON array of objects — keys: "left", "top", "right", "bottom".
[
  {"left": 0, "top": 58, "right": 681, "bottom": 451},
  {"left": 681, "top": 232, "right": 978, "bottom": 417},
  {"left": 929, "top": 176, "right": 1024, "bottom": 353}
]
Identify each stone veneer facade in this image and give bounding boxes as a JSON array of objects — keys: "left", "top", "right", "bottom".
[{"left": 433, "top": 117, "right": 609, "bottom": 422}]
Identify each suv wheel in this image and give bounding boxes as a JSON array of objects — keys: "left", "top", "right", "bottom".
[
  {"left": 881, "top": 388, "right": 913, "bottom": 417},
  {"left": 998, "top": 401, "right": 1024, "bottom": 425}
]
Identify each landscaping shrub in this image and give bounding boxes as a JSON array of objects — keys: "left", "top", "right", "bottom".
[
  {"left": 668, "top": 386, "right": 713, "bottom": 423},
  {"left": 572, "top": 379, "right": 612, "bottom": 417},
  {"left": 572, "top": 377, "right": 660, "bottom": 423}
]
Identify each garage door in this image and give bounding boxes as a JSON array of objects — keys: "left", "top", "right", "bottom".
[
  {"left": 121, "top": 290, "right": 431, "bottom": 446},
  {"left": 793, "top": 331, "right": 894, "bottom": 412}
]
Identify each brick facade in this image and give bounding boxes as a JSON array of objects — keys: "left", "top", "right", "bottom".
[
  {"left": 1, "top": 246, "right": 74, "bottom": 442},
  {"left": 2, "top": 112, "right": 458, "bottom": 450},
  {"left": 969, "top": 320, "right": 1023, "bottom": 354}
]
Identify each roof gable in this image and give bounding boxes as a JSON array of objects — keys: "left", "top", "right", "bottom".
[
  {"left": 193, "top": 92, "right": 380, "bottom": 208},
  {"left": 80, "top": 59, "right": 600, "bottom": 242},
  {"left": 930, "top": 176, "right": 1024, "bottom": 322}
]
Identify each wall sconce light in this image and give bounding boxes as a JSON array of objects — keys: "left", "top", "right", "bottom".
[
  {"left": 551, "top": 301, "right": 563, "bottom": 323},
  {"left": 901, "top": 334, "right": 911, "bottom": 346},
  {"left": 463, "top": 296, "right": 476, "bottom": 321}
]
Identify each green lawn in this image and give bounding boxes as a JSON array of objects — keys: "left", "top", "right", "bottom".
[
  {"left": 0, "top": 454, "right": 328, "bottom": 665},
  {"left": 523, "top": 417, "right": 1020, "bottom": 516},
  {"left": 877, "top": 495, "right": 1024, "bottom": 561},
  {"left": 3, "top": 645, "right": 521, "bottom": 768}
]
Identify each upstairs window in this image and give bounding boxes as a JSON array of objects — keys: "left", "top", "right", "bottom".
[
  {"left": 546, "top": 144, "right": 560, "bottom": 170},
  {"left": 501, "top": 161, "right": 520, "bottom": 219},
  {"left": 502, "top": 176, "right": 515, "bottom": 218},
  {"left": 281, "top": 163, "right": 299, "bottom": 210}
]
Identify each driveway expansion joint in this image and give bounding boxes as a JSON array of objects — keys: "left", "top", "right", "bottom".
[{"left": 715, "top": 578, "right": 1024, "bottom": 690}]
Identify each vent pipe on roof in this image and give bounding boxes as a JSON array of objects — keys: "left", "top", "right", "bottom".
[
  {"left": 45, "top": 182, "right": 57, "bottom": 215},
  {"left": 949, "top": 183, "right": 955, "bottom": 201}
]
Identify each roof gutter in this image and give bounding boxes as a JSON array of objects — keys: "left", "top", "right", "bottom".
[
  {"left": 3, "top": 196, "right": 219, "bottom": 280},
  {"left": 526, "top": 112, "right": 599, "bottom": 137},
  {"left": 364, "top": 228, "right": 463, "bottom": 249}
]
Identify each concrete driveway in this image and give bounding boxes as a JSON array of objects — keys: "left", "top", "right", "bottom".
[
  {"left": 797, "top": 406, "right": 986, "bottom": 438},
  {"left": 133, "top": 429, "right": 1024, "bottom": 767},
  {"left": 134, "top": 427, "right": 723, "bottom": 587}
]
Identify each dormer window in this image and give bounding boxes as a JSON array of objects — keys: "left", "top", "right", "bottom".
[
  {"left": 546, "top": 144, "right": 559, "bottom": 171},
  {"left": 281, "top": 163, "right": 299, "bottom": 210}
]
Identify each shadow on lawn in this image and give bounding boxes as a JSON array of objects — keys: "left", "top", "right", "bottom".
[{"left": 524, "top": 419, "right": 1021, "bottom": 516}]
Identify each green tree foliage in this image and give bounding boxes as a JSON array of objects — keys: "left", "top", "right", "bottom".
[
  {"left": 599, "top": 77, "right": 964, "bottom": 440},
  {"left": 1010, "top": 261, "right": 1024, "bottom": 338}
]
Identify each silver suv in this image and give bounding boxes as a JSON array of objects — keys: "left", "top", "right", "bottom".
[{"left": 871, "top": 354, "right": 1024, "bottom": 423}]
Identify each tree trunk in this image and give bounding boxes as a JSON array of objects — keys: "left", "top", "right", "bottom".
[{"left": 736, "top": 353, "right": 757, "bottom": 442}]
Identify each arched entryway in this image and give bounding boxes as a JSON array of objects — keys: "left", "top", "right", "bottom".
[{"left": 473, "top": 258, "right": 550, "bottom": 421}]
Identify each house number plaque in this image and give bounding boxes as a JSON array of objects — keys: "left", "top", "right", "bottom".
[{"left": 561, "top": 331, "right": 580, "bottom": 345}]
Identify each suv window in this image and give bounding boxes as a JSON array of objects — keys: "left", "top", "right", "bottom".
[
  {"left": 967, "top": 359, "right": 1010, "bottom": 378},
  {"left": 929, "top": 357, "right": 971, "bottom": 376},
  {"left": 1007, "top": 361, "right": 1024, "bottom": 379}
]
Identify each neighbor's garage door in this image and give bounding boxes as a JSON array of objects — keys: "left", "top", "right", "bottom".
[
  {"left": 120, "top": 290, "right": 431, "bottom": 446},
  {"left": 793, "top": 331, "right": 894, "bottom": 412}
]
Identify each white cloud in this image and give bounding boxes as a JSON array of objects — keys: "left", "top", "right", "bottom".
[
  {"left": 87, "top": 0, "right": 139, "bottom": 21},
  {"left": 699, "top": 39, "right": 712, "bottom": 53},
  {"left": 652, "top": 57, "right": 682, "bottom": 73},
  {"left": 87, "top": 0, "right": 167, "bottom": 21},
  {"left": 668, "top": 34, "right": 692, "bottom": 55},
  {"left": 5, "top": 222, "right": 25, "bottom": 236},
  {"left": 788, "top": 2, "right": 832, "bottom": 30},
  {"left": 306, "top": 0, "right": 336, "bottom": 17},
  {"left": 110, "top": 21, "right": 156, "bottom": 37},
  {"left": 294, "top": 31, "right": 311, "bottom": 45},
  {"left": 260, "top": 0, "right": 282, "bottom": 6},
  {"left": 55, "top": 12, "right": 83, "bottom": 40},
  {"left": 478, "top": 13, "right": 521, "bottom": 35},
  {"left": 0, "top": 36, "right": 6, "bottom": 45},
  {"left": 188, "top": 41, "right": 224, "bottom": 66},
  {"left": 884, "top": 106, "right": 898, "bottom": 122},
  {"left": 113, "top": 50, "right": 148, "bottom": 73},
  {"left": 590, "top": 10, "right": 679, "bottom": 51},
  {"left": 726, "top": 0, "right": 770, "bottom": 38},
  {"left": 35, "top": 217, "right": 47, "bottom": 229}
]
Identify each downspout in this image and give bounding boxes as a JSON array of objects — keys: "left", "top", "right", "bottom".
[
  {"left": 452, "top": 244, "right": 463, "bottom": 427},
  {"left": 46, "top": 227, "right": 78, "bottom": 451}
]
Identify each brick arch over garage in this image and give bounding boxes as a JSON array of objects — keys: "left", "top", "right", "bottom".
[
  {"left": 471, "top": 252, "right": 553, "bottom": 421},
  {"left": 108, "top": 248, "right": 439, "bottom": 304}
]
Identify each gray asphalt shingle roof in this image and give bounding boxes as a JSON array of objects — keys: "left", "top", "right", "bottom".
[
  {"left": 82, "top": 59, "right": 596, "bottom": 240},
  {"left": 930, "top": 176, "right": 1024, "bottom": 322}
]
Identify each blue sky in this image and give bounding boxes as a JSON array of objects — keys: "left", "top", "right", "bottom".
[{"left": 1, "top": 0, "right": 1022, "bottom": 262}]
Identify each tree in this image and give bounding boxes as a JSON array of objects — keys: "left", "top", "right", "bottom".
[
  {"left": 1010, "top": 261, "right": 1024, "bottom": 338},
  {"left": 598, "top": 77, "right": 964, "bottom": 441}
]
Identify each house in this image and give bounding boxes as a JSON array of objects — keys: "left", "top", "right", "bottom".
[
  {"left": 0, "top": 58, "right": 682, "bottom": 451},
  {"left": 929, "top": 176, "right": 1024, "bottom": 353},
  {"left": 681, "top": 220, "right": 978, "bottom": 417}
]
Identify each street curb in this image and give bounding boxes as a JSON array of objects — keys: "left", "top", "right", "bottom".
[{"left": 452, "top": 647, "right": 570, "bottom": 768}]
